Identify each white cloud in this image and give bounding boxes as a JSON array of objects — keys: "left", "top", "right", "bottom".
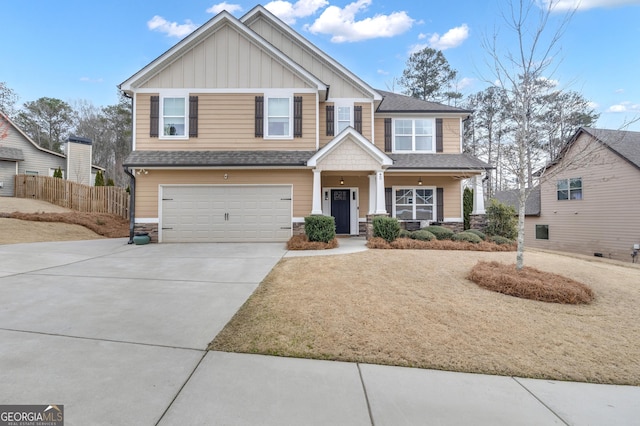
[
  {"left": 377, "top": 69, "right": 390, "bottom": 75},
  {"left": 307, "top": 0, "right": 414, "bottom": 43},
  {"left": 588, "top": 101, "right": 599, "bottom": 109},
  {"left": 615, "top": 88, "right": 625, "bottom": 94},
  {"left": 265, "top": 0, "right": 329, "bottom": 25},
  {"left": 427, "top": 24, "right": 469, "bottom": 51},
  {"left": 538, "top": 0, "right": 640, "bottom": 11},
  {"left": 457, "top": 77, "right": 475, "bottom": 91},
  {"left": 147, "top": 15, "right": 198, "bottom": 38},
  {"left": 80, "top": 77, "right": 104, "bottom": 83},
  {"left": 207, "top": 2, "right": 243, "bottom": 14},
  {"left": 417, "top": 33, "right": 427, "bottom": 40},
  {"left": 607, "top": 101, "right": 640, "bottom": 113}
]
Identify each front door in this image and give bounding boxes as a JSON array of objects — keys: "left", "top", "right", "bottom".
[{"left": 331, "top": 189, "right": 350, "bottom": 234}]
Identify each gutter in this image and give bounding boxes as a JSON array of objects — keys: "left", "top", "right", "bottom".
[{"left": 123, "top": 167, "right": 136, "bottom": 244}]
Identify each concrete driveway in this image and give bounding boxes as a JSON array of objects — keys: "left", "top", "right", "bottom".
[{"left": 0, "top": 238, "right": 286, "bottom": 425}]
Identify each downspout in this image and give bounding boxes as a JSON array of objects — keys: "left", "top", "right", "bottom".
[{"left": 123, "top": 167, "right": 136, "bottom": 244}]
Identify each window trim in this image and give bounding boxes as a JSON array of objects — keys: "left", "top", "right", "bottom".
[
  {"left": 392, "top": 117, "right": 435, "bottom": 153},
  {"left": 556, "top": 177, "right": 582, "bottom": 201},
  {"left": 264, "top": 94, "right": 293, "bottom": 139},
  {"left": 335, "top": 101, "right": 353, "bottom": 134},
  {"left": 159, "top": 94, "right": 189, "bottom": 140},
  {"left": 392, "top": 186, "right": 436, "bottom": 221}
]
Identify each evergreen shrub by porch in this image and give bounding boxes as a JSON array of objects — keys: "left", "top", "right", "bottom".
[
  {"left": 373, "top": 216, "right": 400, "bottom": 242},
  {"left": 452, "top": 231, "right": 483, "bottom": 244},
  {"left": 422, "top": 225, "right": 454, "bottom": 240},
  {"left": 485, "top": 200, "right": 517, "bottom": 239},
  {"left": 411, "top": 230, "right": 436, "bottom": 241},
  {"left": 398, "top": 229, "right": 412, "bottom": 239},
  {"left": 304, "top": 215, "right": 336, "bottom": 243},
  {"left": 465, "top": 229, "right": 486, "bottom": 240},
  {"left": 489, "top": 235, "right": 513, "bottom": 245}
]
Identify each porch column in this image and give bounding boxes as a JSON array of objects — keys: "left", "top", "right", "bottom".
[
  {"left": 368, "top": 174, "right": 376, "bottom": 214},
  {"left": 311, "top": 169, "right": 323, "bottom": 215},
  {"left": 472, "top": 175, "right": 486, "bottom": 214},
  {"left": 375, "top": 169, "right": 387, "bottom": 214}
]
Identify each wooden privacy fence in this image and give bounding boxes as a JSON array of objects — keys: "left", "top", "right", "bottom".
[{"left": 14, "top": 175, "right": 130, "bottom": 219}]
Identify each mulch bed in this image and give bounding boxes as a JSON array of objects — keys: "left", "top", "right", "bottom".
[{"left": 367, "top": 236, "right": 516, "bottom": 252}]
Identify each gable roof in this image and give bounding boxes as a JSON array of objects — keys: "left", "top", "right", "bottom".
[
  {"left": 493, "top": 187, "right": 540, "bottom": 216},
  {"left": 307, "top": 127, "right": 393, "bottom": 167},
  {"left": 1, "top": 111, "right": 65, "bottom": 159},
  {"left": 578, "top": 127, "right": 640, "bottom": 169},
  {"left": 376, "top": 90, "right": 471, "bottom": 114},
  {"left": 119, "top": 10, "right": 327, "bottom": 94},
  {"left": 241, "top": 6, "right": 381, "bottom": 101}
]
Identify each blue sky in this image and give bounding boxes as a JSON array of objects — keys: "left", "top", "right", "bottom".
[{"left": 2, "top": 0, "right": 640, "bottom": 130}]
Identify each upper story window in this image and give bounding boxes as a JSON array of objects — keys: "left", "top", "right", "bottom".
[
  {"left": 557, "top": 178, "right": 582, "bottom": 200},
  {"left": 161, "top": 97, "right": 187, "bottom": 138},
  {"left": 266, "top": 97, "right": 292, "bottom": 138},
  {"left": 394, "top": 118, "right": 434, "bottom": 152}
]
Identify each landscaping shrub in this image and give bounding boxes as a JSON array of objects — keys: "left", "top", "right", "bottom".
[
  {"left": 422, "top": 225, "right": 454, "bottom": 240},
  {"left": 463, "top": 187, "right": 473, "bottom": 229},
  {"left": 366, "top": 237, "right": 516, "bottom": 252},
  {"left": 489, "top": 235, "right": 513, "bottom": 245},
  {"left": 465, "top": 229, "right": 486, "bottom": 240},
  {"left": 373, "top": 216, "right": 400, "bottom": 242},
  {"left": 304, "top": 215, "right": 335, "bottom": 243},
  {"left": 468, "top": 261, "right": 595, "bottom": 304},
  {"left": 94, "top": 170, "right": 105, "bottom": 186},
  {"left": 452, "top": 231, "right": 483, "bottom": 244},
  {"left": 411, "top": 229, "right": 436, "bottom": 241},
  {"left": 398, "top": 229, "right": 413, "bottom": 239},
  {"left": 485, "top": 200, "right": 517, "bottom": 239},
  {"left": 53, "top": 167, "right": 63, "bottom": 179}
]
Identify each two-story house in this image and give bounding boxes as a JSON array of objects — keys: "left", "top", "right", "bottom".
[{"left": 120, "top": 6, "right": 489, "bottom": 243}]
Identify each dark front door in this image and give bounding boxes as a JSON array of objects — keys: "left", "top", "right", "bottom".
[{"left": 331, "top": 189, "right": 350, "bottom": 234}]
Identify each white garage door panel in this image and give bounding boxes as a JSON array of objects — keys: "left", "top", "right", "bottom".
[{"left": 161, "top": 185, "right": 292, "bottom": 242}]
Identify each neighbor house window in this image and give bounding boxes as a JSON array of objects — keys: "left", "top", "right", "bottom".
[
  {"left": 557, "top": 178, "right": 582, "bottom": 200},
  {"left": 161, "top": 97, "right": 187, "bottom": 137},
  {"left": 25, "top": 170, "right": 39, "bottom": 175},
  {"left": 337, "top": 105, "right": 351, "bottom": 133},
  {"left": 266, "top": 97, "right": 291, "bottom": 138},
  {"left": 394, "top": 188, "right": 434, "bottom": 220},
  {"left": 394, "top": 119, "right": 434, "bottom": 152},
  {"left": 536, "top": 225, "right": 549, "bottom": 240}
]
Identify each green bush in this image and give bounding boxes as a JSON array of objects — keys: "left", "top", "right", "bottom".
[
  {"left": 106, "top": 178, "right": 115, "bottom": 186},
  {"left": 463, "top": 187, "right": 473, "bottom": 230},
  {"left": 411, "top": 230, "right": 436, "bottom": 241},
  {"left": 304, "top": 215, "right": 336, "bottom": 243},
  {"left": 398, "top": 229, "right": 413, "bottom": 239},
  {"left": 485, "top": 199, "right": 517, "bottom": 239},
  {"left": 465, "top": 229, "right": 486, "bottom": 240},
  {"left": 422, "top": 225, "right": 454, "bottom": 240},
  {"left": 94, "top": 170, "right": 105, "bottom": 186},
  {"left": 373, "top": 216, "right": 401, "bottom": 242},
  {"left": 489, "top": 235, "right": 514, "bottom": 245},
  {"left": 53, "top": 167, "right": 63, "bottom": 179},
  {"left": 452, "top": 231, "right": 483, "bottom": 244}
]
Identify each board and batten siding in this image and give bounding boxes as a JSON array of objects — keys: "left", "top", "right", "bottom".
[
  {"left": 134, "top": 169, "right": 312, "bottom": 219},
  {"left": 373, "top": 117, "right": 461, "bottom": 153},
  {"left": 139, "top": 24, "right": 313, "bottom": 90},
  {"left": 246, "top": 16, "right": 372, "bottom": 99},
  {"left": 525, "top": 134, "right": 640, "bottom": 261},
  {"left": 135, "top": 92, "right": 317, "bottom": 151}
]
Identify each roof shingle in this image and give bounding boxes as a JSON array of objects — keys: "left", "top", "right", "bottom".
[
  {"left": 123, "top": 150, "right": 316, "bottom": 167},
  {"left": 376, "top": 90, "right": 471, "bottom": 114}
]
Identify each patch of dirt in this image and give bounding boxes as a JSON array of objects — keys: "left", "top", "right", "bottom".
[
  {"left": 0, "top": 218, "right": 106, "bottom": 244},
  {"left": 210, "top": 249, "right": 640, "bottom": 385},
  {"left": 286, "top": 235, "right": 339, "bottom": 250},
  {"left": 7, "top": 212, "right": 128, "bottom": 238}
]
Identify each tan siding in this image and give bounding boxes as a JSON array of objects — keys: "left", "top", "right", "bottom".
[
  {"left": 140, "top": 24, "right": 312, "bottom": 90},
  {"left": 385, "top": 175, "right": 462, "bottom": 218},
  {"left": 525, "top": 134, "right": 640, "bottom": 261},
  {"left": 442, "top": 117, "right": 461, "bottom": 153},
  {"left": 66, "top": 143, "right": 92, "bottom": 185},
  {"left": 135, "top": 169, "right": 312, "bottom": 218},
  {"left": 319, "top": 102, "right": 332, "bottom": 148},
  {"left": 373, "top": 117, "right": 385, "bottom": 152},
  {"left": 246, "top": 16, "right": 370, "bottom": 99},
  {"left": 356, "top": 102, "right": 372, "bottom": 141},
  {"left": 135, "top": 92, "right": 316, "bottom": 151}
]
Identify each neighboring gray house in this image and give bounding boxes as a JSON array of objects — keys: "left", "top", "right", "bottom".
[
  {"left": 495, "top": 127, "right": 640, "bottom": 262},
  {"left": 0, "top": 112, "right": 102, "bottom": 196}
]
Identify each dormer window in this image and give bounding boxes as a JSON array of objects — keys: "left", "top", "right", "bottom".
[{"left": 337, "top": 105, "right": 351, "bottom": 133}]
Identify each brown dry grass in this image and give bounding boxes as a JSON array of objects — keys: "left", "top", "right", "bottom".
[
  {"left": 469, "top": 261, "right": 595, "bottom": 304},
  {"left": 367, "top": 236, "right": 516, "bottom": 252},
  {"left": 8, "top": 212, "right": 128, "bottom": 238},
  {"left": 210, "top": 249, "right": 640, "bottom": 385},
  {"left": 286, "top": 234, "right": 339, "bottom": 250}
]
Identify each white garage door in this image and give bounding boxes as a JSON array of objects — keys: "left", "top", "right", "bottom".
[{"left": 161, "top": 185, "right": 292, "bottom": 243}]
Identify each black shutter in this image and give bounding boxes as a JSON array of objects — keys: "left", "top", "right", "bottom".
[
  {"left": 189, "top": 96, "right": 198, "bottom": 137},
  {"left": 436, "top": 118, "right": 443, "bottom": 152},
  {"left": 326, "top": 105, "right": 334, "bottom": 136},
  {"left": 354, "top": 105, "right": 362, "bottom": 134},
  {"left": 150, "top": 95, "right": 159, "bottom": 137},
  {"left": 294, "top": 96, "right": 302, "bottom": 138},
  {"left": 436, "top": 187, "right": 444, "bottom": 222},
  {"left": 384, "top": 118, "right": 392, "bottom": 152},
  {"left": 255, "top": 96, "right": 264, "bottom": 137},
  {"left": 385, "top": 187, "right": 393, "bottom": 216}
]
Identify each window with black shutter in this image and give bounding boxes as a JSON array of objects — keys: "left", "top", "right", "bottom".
[
  {"left": 354, "top": 105, "right": 362, "bottom": 134},
  {"left": 255, "top": 96, "right": 264, "bottom": 137},
  {"left": 326, "top": 105, "right": 334, "bottom": 136},
  {"left": 436, "top": 118, "right": 443, "bottom": 152},
  {"left": 436, "top": 187, "right": 444, "bottom": 222},
  {"left": 293, "top": 96, "right": 302, "bottom": 138},
  {"left": 189, "top": 96, "right": 198, "bottom": 137},
  {"left": 150, "top": 95, "right": 159, "bottom": 137},
  {"left": 384, "top": 118, "right": 392, "bottom": 152}
]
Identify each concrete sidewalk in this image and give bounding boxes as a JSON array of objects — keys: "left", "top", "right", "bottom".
[{"left": 0, "top": 239, "right": 638, "bottom": 425}]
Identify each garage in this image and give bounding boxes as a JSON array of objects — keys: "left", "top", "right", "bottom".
[{"left": 160, "top": 185, "right": 292, "bottom": 243}]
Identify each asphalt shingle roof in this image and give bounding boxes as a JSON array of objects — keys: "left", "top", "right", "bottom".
[
  {"left": 376, "top": 90, "right": 471, "bottom": 114},
  {"left": 581, "top": 127, "right": 640, "bottom": 169},
  {"left": 493, "top": 186, "right": 541, "bottom": 216},
  {"left": 388, "top": 153, "right": 490, "bottom": 170},
  {"left": 0, "top": 147, "right": 24, "bottom": 161},
  {"left": 123, "top": 150, "right": 316, "bottom": 167}
]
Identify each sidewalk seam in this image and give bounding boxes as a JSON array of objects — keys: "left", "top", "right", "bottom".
[
  {"left": 357, "top": 363, "right": 376, "bottom": 426},
  {"left": 155, "top": 351, "right": 208, "bottom": 426},
  {"left": 512, "top": 377, "right": 569, "bottom": 425}
]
